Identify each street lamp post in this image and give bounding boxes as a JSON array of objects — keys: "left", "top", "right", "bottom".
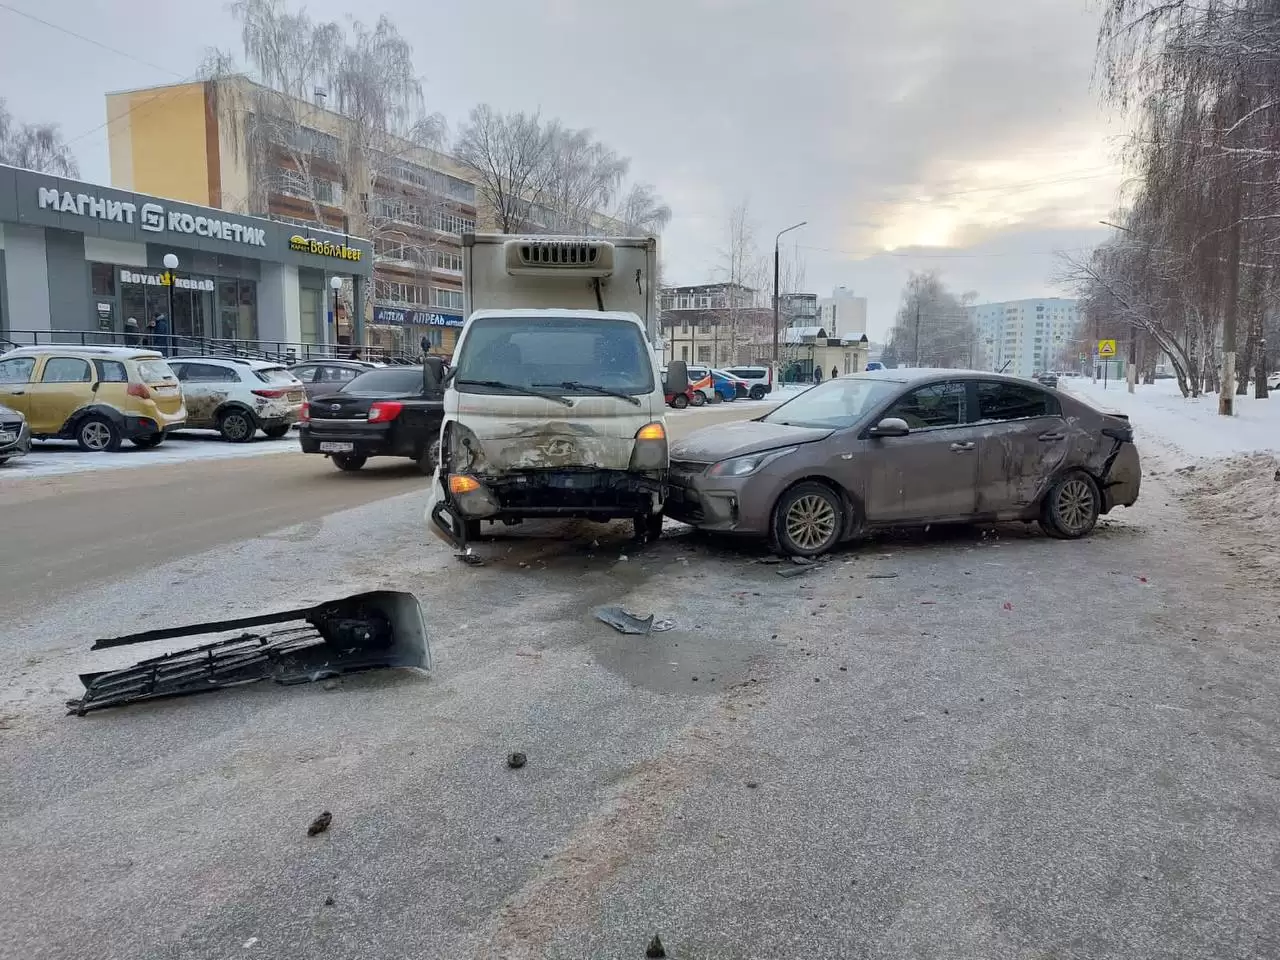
[
  {"left": 162, "top": 253, "right": 178, "bottom": 355},
  {"left": 772, "top": 221, "right": 807, "bottom": 369},
  {"left": 330, "top": 276, "right": 344, "bottom": 355}
]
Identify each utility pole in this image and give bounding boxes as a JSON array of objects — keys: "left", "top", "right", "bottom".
[
  {"left": 772, "top": 221, "right": 807, "bottom": 368},
  {"left": 913, "top": 300, "right": 922, "bottom": 368}
]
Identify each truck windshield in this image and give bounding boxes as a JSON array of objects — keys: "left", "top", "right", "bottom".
[{"left": 454, "top": 316, "right": 654, "bottom": 398}]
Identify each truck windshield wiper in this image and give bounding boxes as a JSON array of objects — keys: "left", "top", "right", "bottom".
[
  {"left": 534, "top": 381, "right": 642, "bottom": 406},
  {"left": 455, "top": 378, "right": 573, "bottom": 406}
]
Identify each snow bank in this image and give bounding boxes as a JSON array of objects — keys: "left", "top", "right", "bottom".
[
  {"left": 1064, "top": 377, "right": 1280, "bottom": 460},
  {"left": 0, "top": 431, "right": 299, "bottom": 480}
]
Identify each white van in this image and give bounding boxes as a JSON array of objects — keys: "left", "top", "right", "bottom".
[{"left": 723, "top": 365, "right": 775, "bottom": 400}]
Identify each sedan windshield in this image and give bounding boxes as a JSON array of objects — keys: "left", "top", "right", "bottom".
[
  {"left": 762, "top": 378, "right": 902, "bottom": 429},
  {"left": 454, "top": 316, "right": 653, "bottom": 398}
]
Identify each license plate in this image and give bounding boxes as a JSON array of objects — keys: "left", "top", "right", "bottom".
[
  {"left": 0, "top": 431, "right": 15, "bottom": 444},
  {"left": 153, "top": 385, "right": 178, "bottom": 395},
  {"left": 320, "top": 442, "right": 354, "bottom": 453}
]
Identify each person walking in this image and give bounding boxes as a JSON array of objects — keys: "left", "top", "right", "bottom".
[
  {"left": 153, "top": 312, "right": 171, "bottom": 356},
  {"left": 813, "top": 365, "right": 823, "bottom": 385},
  {"left": 831, "top": 365, "right": 839, "bottom": 381},
  {"left": 124, "top": 316, "right": 141, "bottom": 346}
]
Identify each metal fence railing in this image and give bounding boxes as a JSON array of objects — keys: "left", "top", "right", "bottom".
[{"left": 0, "top": 330, "right": 420, "bottom": 366}]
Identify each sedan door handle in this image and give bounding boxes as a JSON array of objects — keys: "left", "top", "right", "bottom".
[
  {"left": 7, "top": 389, "right": 24, "bottom": 396},
  {"left": 1038, "top": 432, "right": 1065, "bottom": 442},
  {"left": 950, "top": 441, "right": 975, "bottom": 452}
]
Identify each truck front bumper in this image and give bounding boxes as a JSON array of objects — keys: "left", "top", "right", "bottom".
[{"left": 429, "top": 469, "right": 665, "bottom": 547}]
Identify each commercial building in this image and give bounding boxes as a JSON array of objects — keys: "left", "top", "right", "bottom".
[
  {"left": 817, "top": 286, "right": 867, "bottom": 337},
  {"left": 0, "top": 164, "right": 372, "bottom": 348},
  {"left": 782, "top": 327, "right": 870, "bottom": 382},
  {"left": 105, "top": 76, "right": 474, "bottom": 356},
  {"left": 968, "top": 298, "right": 1080, "bottom": 378}
]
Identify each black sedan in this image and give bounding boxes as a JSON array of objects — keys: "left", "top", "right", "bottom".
[
  {"left": 0, "top": 402, "right": 31, "bottom": 465},
  {"left": 299, "top": 366, "right": 444, "bottom": 473}
]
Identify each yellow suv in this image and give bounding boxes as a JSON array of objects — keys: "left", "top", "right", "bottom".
[{"left": 0, "top": 346, "right": 186, "bottom": 451}]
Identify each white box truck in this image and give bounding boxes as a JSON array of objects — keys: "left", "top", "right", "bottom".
[{"left": 424, "top": 234, "right": 686, "bottom": 548}]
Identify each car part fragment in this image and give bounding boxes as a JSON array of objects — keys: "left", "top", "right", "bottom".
[{"left": 67, "top": 591, "right": 429, "bottom": 716}]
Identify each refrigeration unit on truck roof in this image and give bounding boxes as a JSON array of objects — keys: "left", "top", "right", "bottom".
[{"left": 462, "top": 233, "right": 657, "bottom": 339}]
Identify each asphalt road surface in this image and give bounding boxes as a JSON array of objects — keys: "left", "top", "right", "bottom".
[
  {"left": 2, "top": 429, "right": 1278, "bottom": 959},
  {"left": 0, "top": 404, "right": 757, "bottom": 616}
]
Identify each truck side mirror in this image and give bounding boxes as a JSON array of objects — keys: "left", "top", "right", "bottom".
[
  {"left": 665, "top": 359, "right": 688, "bottom": 395},
  {"left": 423, "top": 356, "right": 445, "bottom": 397}
]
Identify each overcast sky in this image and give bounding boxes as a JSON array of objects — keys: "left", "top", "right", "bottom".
[{"left": 0, "top": 0, "right": 1127, "bottom": 339}]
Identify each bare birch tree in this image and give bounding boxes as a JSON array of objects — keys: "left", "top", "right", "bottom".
[
  {"left": 0, "top": 99, "right": 77, "bottom": 176},
  {"left": 888, "top": 271, "right": 976, "bottom": 368},
  {"left": 454, "top": 106, "right": 553, "bottom": 233}
]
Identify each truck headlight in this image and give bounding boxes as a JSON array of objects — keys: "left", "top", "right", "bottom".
[{"left": 707, "top": 446, "right": 797, "bottom": 478}]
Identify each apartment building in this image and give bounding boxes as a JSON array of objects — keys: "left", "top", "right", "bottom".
[
  {"left": 817, "top": 286, "right": 868, "bottom": 337},
  {"left": 660, "top": 282, "right": 770, "bottom": 366},
  {"left": 106, "top": 76, "right": 476, "bottom": 355},
  {"left": 968, "top": 298, "right": 1080, "bottom": 378}
]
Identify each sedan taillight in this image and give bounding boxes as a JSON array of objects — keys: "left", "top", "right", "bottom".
[
  {"left": 299, "top": 401, "right": 310, "bottom": 423},
  {"left": 368, "top": 401, "right": 404, "bottom": 423}
]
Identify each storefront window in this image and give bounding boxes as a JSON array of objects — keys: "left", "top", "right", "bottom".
[
  {"left": 217, "top": 280, "right": 258, "bottom": 343},
  {"left": 299, "top": 287, "right": 322, "bottom": 344},
  {"left": 90, "top": 263, "right": 115, "bottom": 297}
]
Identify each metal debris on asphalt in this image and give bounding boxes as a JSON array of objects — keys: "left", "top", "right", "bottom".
[
  {"left": 65, "top": 591, "right": 431, "bottom": 715},
  {"left": 457, "top": 551, "right": 485, "bottom": 566},
  {"left": 307, "top": 811, "right": 332, "bottom": 836},
  {"left": 866, "top": 573, "right": 899, "bottom": 579},
  {"left": 507, "top": 751, "right": 527, "bottom": 769},
  {"left": 651, "top": 619, "right": 676, "bottom": 632},
  {"left": 776, "top": 563, "right": 817, "bottom": 578},
  {"left": 596, "top": 605, "right": 656, "bottom": 634}
]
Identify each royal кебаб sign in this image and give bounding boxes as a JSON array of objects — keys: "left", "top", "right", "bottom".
[{"left": 38, "top": 187, "right": 268, "bottom": 248}]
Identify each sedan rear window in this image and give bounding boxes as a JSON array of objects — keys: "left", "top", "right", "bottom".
[
  {"left": 344, "top": 368, "right": 423, "bottom": 396},
  {"left": 976, "top": 381, "right": 1059, "bottom": 422}
]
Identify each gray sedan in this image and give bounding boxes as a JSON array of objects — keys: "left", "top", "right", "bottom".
[
  {"left": 0, "top": 401, "right": 30, "bottom": 465},
  {"left": 666, "top": 369, "right": 1141, "bottom": 556}
]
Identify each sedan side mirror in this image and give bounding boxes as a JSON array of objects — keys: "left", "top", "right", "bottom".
[
  {"left": 665, "top": 359, "right": 688, "bottom": 395},
  {"left": 423, "top": 356, "right": 446, "bottom": 397},
  {"left": 868, "top": 417, "right": 910, "bottom": 438}
]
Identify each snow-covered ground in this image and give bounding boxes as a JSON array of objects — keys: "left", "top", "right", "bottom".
[
  {"left": 1064, "top": 376, "right": 1280, "bottom": 459},
  {"left": 0, "top": 431, "right": 300, "bottom": 480}
]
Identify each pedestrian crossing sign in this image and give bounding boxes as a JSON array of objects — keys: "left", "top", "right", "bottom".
[{"left": 1097, "top": 339, "right": 1117, "bottom": 357}]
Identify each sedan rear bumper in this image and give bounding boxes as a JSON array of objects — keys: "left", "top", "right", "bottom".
[{"left": 300, "top": 421, "right": 394, "bottom": 457}]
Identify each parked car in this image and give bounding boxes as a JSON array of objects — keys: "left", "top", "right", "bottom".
[
  {"left": 666, "top": 369, "right": 1141, "bottom": 557},
  {"left": 865, "top": 361, "right": 886, "bottom": 372},
  {"left": 1036, "top": 372, "right": 1060, "bottom": 388},
  {"left": 724, "top": 365, "right": 774, "bottom": 400},
  {"left": 299, "top": 365, "right": 444, "bottom": 472},
  {"left": 288, "top": 359, "right": 381, "bottom": 400},
  {"left": 0, "top": 401, "right": 31, "bottom": 464},
  {"left": 167, "top": 358, "right": 305, "bottom": 442},
  {"left": 660, "top": 368, "right": 707, "bottom": 409},
  {"left": 1268, "top": 370, "right": 1280, "bottom": 391},
  {"left": 699, "top": 369, "right": 740, "bottom": 402},
  {"left": 0, "top": 346, "right": 185, "bottom": 451},
  {"left": 712, "top": 369, "right": 750, "bottom": 400}
]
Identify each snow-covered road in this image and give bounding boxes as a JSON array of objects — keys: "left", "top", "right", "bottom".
[{"left": 0, "top": 431, "right": 300, "bottom": 480}]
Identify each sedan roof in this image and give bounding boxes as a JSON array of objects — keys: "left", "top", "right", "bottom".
[{"left": 852, "top": 368, "right": 1043, "bottom": 387}]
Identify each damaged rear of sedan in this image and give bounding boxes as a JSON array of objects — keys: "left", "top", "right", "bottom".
[{"left": 666, "top": 369, "right": 1140, "bottom": 556}]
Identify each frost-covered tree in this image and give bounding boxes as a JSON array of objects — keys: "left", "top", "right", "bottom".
[{"left": 0, "top": 99, "right": 78, "bottom": 176}]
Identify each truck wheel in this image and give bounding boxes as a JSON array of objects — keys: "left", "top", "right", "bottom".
[
  {"left": 417, "top": 440, "right": 441, "bottom": 475},
  {"left": 670, "top": 393, "right": 689, "bottom": 409},
  {"left": 333, "top": 454, "right": 367, "bottom": 472},
  {"left": 633, "top": 512, "right": 664, "bottom": 542}
]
